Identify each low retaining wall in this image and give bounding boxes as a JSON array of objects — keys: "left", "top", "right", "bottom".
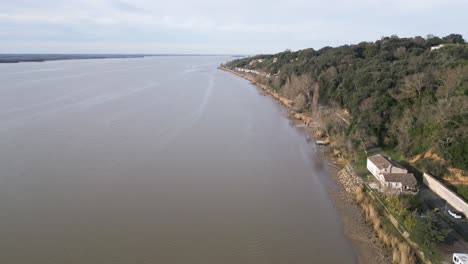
[{"left": 423, "top": 173, "right": 468, "bottom": 216}]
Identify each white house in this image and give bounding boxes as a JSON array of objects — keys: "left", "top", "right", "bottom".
[
  {"left": 367, "top": 154, "right": 417, "bottom": 192},
  {"left": 234, "top": 67, "right": 260, "bottom": 75},
  {"left": 431, "top": 44, "right": 446, "bottom": 51}
]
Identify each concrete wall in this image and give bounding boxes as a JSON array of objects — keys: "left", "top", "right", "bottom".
[{"left": 423, "top": 173, "right": 468, "bottom": 216}]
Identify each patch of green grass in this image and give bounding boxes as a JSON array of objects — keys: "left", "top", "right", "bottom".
[
  {"left": 353, "top": 151, "right": 367, "bottom": 168},
  {"left": 381, "top": 146, "right": 404, "bottom": 162},
  {"left": 454, "top": 184, "right": 468, "bottom": 201},
  {"left": 413, "top": 157, "right": 445, "bottom": 176},
  {"left": 352, "top": 151, "right": 369, "bottom": 177}
]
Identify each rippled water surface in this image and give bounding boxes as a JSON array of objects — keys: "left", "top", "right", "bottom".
[{"left": 0, "top": 57, "right": 355, "bottom": 263}]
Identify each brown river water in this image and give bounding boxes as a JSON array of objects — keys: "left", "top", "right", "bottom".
[{"left": 0, "top": 56, "right": 356, "bottom": 263}]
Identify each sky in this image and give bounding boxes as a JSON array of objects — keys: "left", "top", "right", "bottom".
[{"left": 0, "top": 0, "right": 467, "bottom": 54}]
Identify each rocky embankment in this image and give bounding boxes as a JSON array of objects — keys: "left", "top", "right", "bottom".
[
  {"left": 338, "top": 165, "right": 363, "bottom": 195},
  {"left": 329, "top": 164, "right": 391, "bottom": 264}
]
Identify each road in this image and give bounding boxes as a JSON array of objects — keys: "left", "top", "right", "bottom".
[{"left": 417, "top": 185, "right": 468, "bottom": 262}]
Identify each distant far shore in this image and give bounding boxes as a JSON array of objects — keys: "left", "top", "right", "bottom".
[{"left": 0, "top": 54, "right": 240, "bottom": 63}]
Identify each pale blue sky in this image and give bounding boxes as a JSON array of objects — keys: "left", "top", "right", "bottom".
[{"left": 0, "top": 0, "right": 467, "bottom": 54}]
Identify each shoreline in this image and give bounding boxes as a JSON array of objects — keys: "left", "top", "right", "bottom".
[
  {"left": 327, "top": 162, "right": 391, "bottom": 264},
  {"left": 0, "top": 54, "right": 147, "bottom": 63},
  {"left": 0, "top": 54, "right": 228, "bottom": 64},
  {"left": 219, "top": 66, "right": 391, "bottom": 264}
]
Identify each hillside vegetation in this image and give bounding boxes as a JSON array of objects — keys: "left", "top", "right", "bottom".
[{"left": 224, "top": 34, "right": 468, "bottom": 175}]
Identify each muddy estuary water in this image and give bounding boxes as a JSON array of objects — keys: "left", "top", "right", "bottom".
[{"left": 0, "top": 56, "right": 356, "bottom": 263}]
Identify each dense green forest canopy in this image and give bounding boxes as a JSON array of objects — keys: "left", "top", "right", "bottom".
[{"left": 225, "top": 34, "right": 468, "bottom": 172}]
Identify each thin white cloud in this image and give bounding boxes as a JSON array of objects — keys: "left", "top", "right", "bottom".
[
  {"left": 0, "top": 0, "right": 466, "bottom": 53},
  {"left": 0, "top": 13, "right": 71, "bottom": 24}
]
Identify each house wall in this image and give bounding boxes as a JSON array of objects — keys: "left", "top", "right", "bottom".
[
  {"left": 367, "top": 160, "right": 382, "bottom": 181},
  {"left": 385, "top": 182, "right": 402, "bottom": 190},
  {"left": 381, "top": 167, "right": 390, "bottom": 174},
  {"left": 390, "top": 167, "right": 407, "bottom": 174},
  {"left": 423, "top": 173, "right": 468, "bottom": 216}
]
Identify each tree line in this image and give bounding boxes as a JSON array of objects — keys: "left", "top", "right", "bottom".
[{"left": 225, "top": 34, "right": 468, "bottom": 174}]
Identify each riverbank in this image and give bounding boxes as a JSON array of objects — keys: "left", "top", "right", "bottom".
[
  {"left": 330, "top": 164, "right": 391, "bottom": 264},
  {"left": 219, "top": 66, "right": 391, "bottom": 264},
  {"left": 0, "top": 54, "right": 149, "bottom": 63},
  {"left": 0, "top": 54, "right": 226, "bottom": 63}
]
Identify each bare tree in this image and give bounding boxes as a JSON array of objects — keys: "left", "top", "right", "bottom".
[
  {"left": 401, "top": 73, "right": 427, "bottom": 99},
  {"left": 311, "top": 82, "right": 320, "bottom": 114},
  {"left": 436, "top": 66, "right": 466, "bottom": 100},
  {"left": 283, "top": 74, "right": 313, "bottom": 105},
  {"left": 389, "top": 73, "right": 428, "bottom": 102},
  {"left": 294, "top": 93, "right": 307, "bottom": 112}
]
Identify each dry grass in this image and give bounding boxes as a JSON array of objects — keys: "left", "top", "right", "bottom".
[
  {"left": 399, "top": 243, "right": 416, "bottom": 264},
  {"left": 355, "top": 188, "right": 418, "bottom": 264},
  {"left": 355, "top": 187, "right": 366, "bottom": 203}
]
